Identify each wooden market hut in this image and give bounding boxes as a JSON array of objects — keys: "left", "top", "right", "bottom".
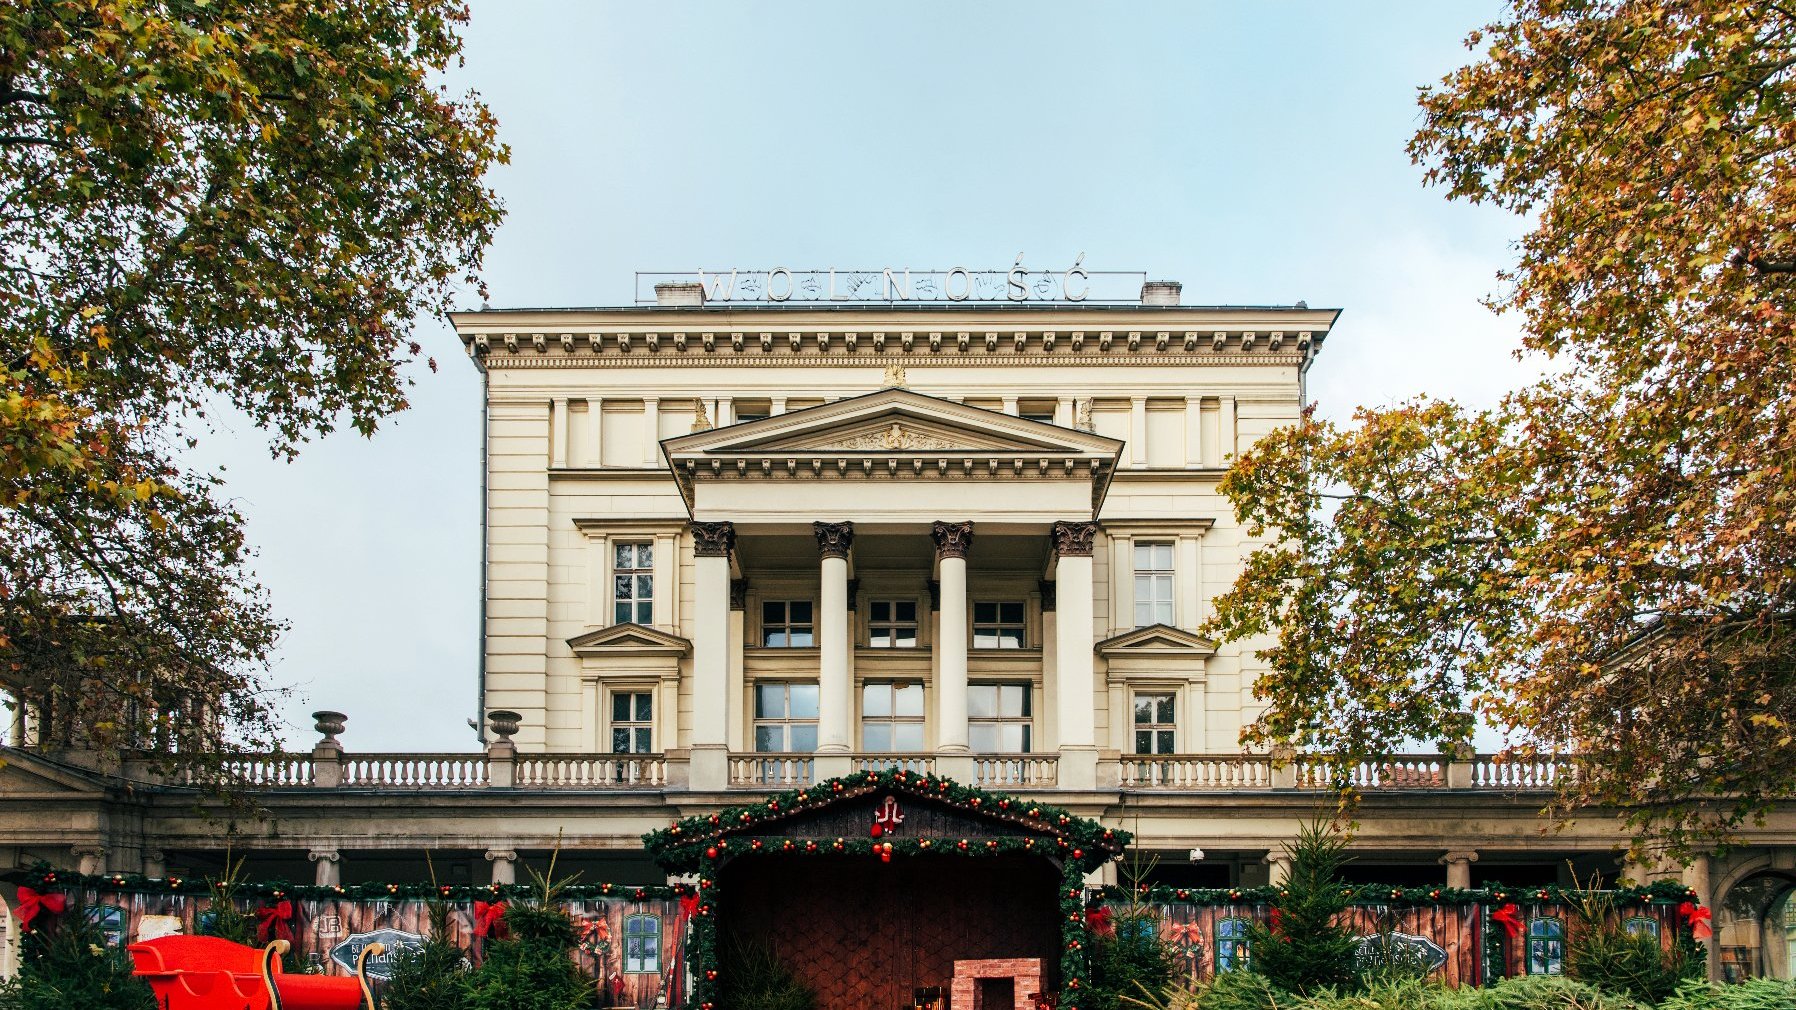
[{"left": 643, "top": 769, "right": 1128, "bottom": 1010}]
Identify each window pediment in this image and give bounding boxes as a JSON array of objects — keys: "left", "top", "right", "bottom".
[
  {"left": 567, "top": 623, "right": 692, "bottom": 658},
  {"left": 1096, "top": 624, "right": 1217, "bottom": 657}
]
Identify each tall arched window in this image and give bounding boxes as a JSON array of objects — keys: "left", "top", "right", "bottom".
[
  {"left": 623, "top": 914, "right": 661, "bottom": 974},
  {"left": 1527, "top": 916, "right": 1565, "bottom": 975},
  {"left": 1215, "top": 917, "right": 1251, "bottom": 972}
]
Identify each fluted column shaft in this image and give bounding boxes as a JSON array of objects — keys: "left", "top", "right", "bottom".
[
  {"left": 690, "top": 521, "right": 735, "bottom": 790},
  {"left": 1052, "top": 520, "right": 1098, "bottom": 789},
  {"left": 933, "top": 521, "right": 974, "bottom": 754},
  {"left": 814, "top": 522, "right": 855, "bottom": 753}
]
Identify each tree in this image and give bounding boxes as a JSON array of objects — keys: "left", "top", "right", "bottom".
[
  {"left": 1245, "top": 820, "right": 1359, "bottom": 996},
  {"left": 1209, "top": 1, "right": 1796, "bottom": 861},
  {"left": 0, "top": 1, "right": 506, "bottom": 757},
  {"left": 0, "top": 912, "right": 157, "bottom": 1010}
]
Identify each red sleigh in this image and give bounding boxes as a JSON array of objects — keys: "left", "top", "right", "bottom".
[{"left": 127, "top": 935, "right": 383, "bottom": 1010}]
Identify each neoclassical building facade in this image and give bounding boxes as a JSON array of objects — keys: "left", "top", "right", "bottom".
[{"left": 2, "top": 280, "right": 1793, "bottom": 980}]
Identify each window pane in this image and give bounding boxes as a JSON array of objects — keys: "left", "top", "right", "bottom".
[
  {"left": 1000, "top": 685, "right": 1025, "bottom": 716},
  {"left": 1135, "top": 601, "right": 1154, "bottom": 628},
  {"left": 755, "top": 685, "right": 785, "bottom": 719},
  {"left": 895, "top": 683, "right": 924, "bottom": 717},
  {"left": 998, "top": 628, "right": 1023, "bottom": 649},
  {"left": 974, "top": 602, "right": 997, "bottom": 623},
  {"left": 763, "top": 601, "right": 783, "bottom": 624},
  {"left": 973, "top": 629, "right": 998, "bottom": 649},
  {"left": 789, "top": 628, "right": 813, "bottom": 647},
  {"left": 636, "top": 543, "right": 653, "bottom": 567},
  {"left": 612, "top": 728, "right": 630, "bottom": 753},
  {"left": 863, "top": 683, "right": 891, "bottom": 717},
  {"left": 636, "top": 574, "right": 653, "bottom": 598},
  {"left": 870, "top": 628, "right": 892, "bottom": 648},
  {"left": 615, "top": 602, "right": 631, "bottom": 624},
  {"left": 968, "top": 724, "right": 997, "bottom": 752},
  {"left": 754, "top": 726, "right": 784, "bottom": 751},
  {"left": 789, "top": 684, "right": 818, "bottom": 719},
  {"left": 870, "top": 601, "right": 890, "bottom": 622},
  {"left": 1155, "top": 600, "right": 1174, "bottom": 625},
  {"left": 790, "top": 600, "right": 812, "bottom": 622},
  {"left": 789, "top": 724, "right": 817, "bottom": 752},
  {"left": 1000, "top": 602, "right": 1024, "bottom": 623},
  {"left": 613, "top": 694, "right": 630, "bottom": 722},
  {"left": 894, "top": 723, "right": 924, "bottom": 751},
  {"left": 1157, "top": 730, "right": 1174, "bottom": 753},
  {"left": 617, "top": 574, "right": 635, "bottom": 599},
  {"left": 763, "top": 628, "right": 786, "bottom": 647},
  {"left": 968, "top": 686, "right": 996, "bottom": 719},
  {"left": 1134, "top": 574, "right": 1152, "bottom": 599},
  {"left": 1136, "top": 730, "right": 1152, "bottom": 754},
  {"left": 1134, "top": 543, "right": 1153, "bottom": 568},
  {"left": 1153, "top": 544, "right": 1173, "bottom": 568},
  {"left": 999, "top": 724, "right": 1025, "bottom": 751},
  {"left": 895, "top": 627, "right": 917, "bottom": 648},
  {"left": 1156, "top": 695, "right": 1176, "bottom": 722},
  {"left": 634, "top": 727, "right": 652, "bottom": 752},
  {"left": 864, "top": 723, "right": 892, "bottom": 751},
  {"left": 635, "top": 694, "right": 653, "bottom": 721},
  {"left": 895, "top": 601, "right": 916, "bottom": 622},
  {"left": 1134, "top": 697, "right": 1154, "bottom": 725},
  {"left": 615, "top": 543, "right": 634, "bottom": 568}
]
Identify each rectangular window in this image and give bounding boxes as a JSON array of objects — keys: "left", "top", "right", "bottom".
[
  {"left": 623, "top": 914, "right": 661, "bottom": 973},
  {"left": 1133, "top": 542, "right": 1175, "bottom": 628},
  {"left": 610, "top": 692, "right": 653, "bottom": 753},
  {"left": 1215, "top": 918, "right": 1251, "bottom": 972},
  {"left": 613, "top": 541, "right": 654, "bottom": 626},
  {"left": 861, "top": 682, "right": 925, "bottom": 751},
  {"left": 1133, "top": 693, "right": 1176, "bottom": 754},
  {"left": 968, "top": 683, "right": 1031, "bottom": 752},
  {"left": 1527, "top": 917, "right": 1565, "bottom": 975},
  {"left": 753, "top": 683, "right": 819, "bottom": 753},
  {"left": 972, "top": 601, "right": 1026, "bottom": 649},
  {"left": 868, "top": 599, "right": 919, "bottom": 648},
  {"left": 761, "top": 600, "right": 814, "bottom": 647}
]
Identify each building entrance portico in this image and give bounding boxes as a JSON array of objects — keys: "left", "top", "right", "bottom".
[{"left": 663, "top": 387, "right": 1121, "bottom": 792}]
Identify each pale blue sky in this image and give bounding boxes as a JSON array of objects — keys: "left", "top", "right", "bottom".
[{"left": 208, "top": 2, "right": 1536, "bottom": 750}]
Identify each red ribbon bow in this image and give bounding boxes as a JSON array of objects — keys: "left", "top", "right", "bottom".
[
  {"left": 473, "top": 900, "right": 508, "bottom": 939},
  {"left": 1269, "top": 907, "right": 1284, "bottom": 935},
  {"left": 1166, "top": 921, "right": 1204, "bottom": 945},
  {"left": 15, "top": 887, "right": 67, "bottom": 932},
  {"left": 1678, "top": 901, "right": 1713, "bottom": 940},
  {"left": 678, "top": 893, "right": 700, "bottom": 921},
  {"left": 255, "top": 900, "right": 294, "bottom": 944},
  {"left": 1491, "top": 903, "right": 1524, "bottom": 942},
  {"left": 1086, "top": 906, "right": 1114, "bottom": 937}
]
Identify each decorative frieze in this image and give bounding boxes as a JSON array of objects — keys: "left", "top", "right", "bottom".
[
  {"left": 1050, "top": 520, "right": 1098, "bottom": 558},
  {"left": 931, "top": 520, "right": 975, "bottom": 559},
  {"left": 691, "top": 521, "right": 737, "bottom": 557},
  {"left": 813, "top": 521, "right": 855, "bottom": 559}
]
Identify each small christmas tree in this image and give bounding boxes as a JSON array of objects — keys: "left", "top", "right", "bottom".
[
  {"left": 383, "top": 858, "right": 472, "bottom": 1010},
  {"left": 0, "top": 910, "right": 156, "bottom": 1010},
  {"left": 1246, "top": 819, "right": 1360, "bottom": 995},
  {"left": 1086, "top": 852, "right": 1178, "bottom": 1010},
  {"left": 459, "top": 848, "right": 596, "bottom": 1010}
]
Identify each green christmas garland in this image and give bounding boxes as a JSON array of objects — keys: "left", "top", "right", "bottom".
[
  {"left": 0, "top": 863, "right": 694, "bottom": 904},
  {"left": 1101, "top": 878, "right": 1698, "bottom": 908}
]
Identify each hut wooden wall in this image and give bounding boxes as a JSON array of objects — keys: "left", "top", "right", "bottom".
[
  {"left": 75, "top": 889, "right": 688, "bottom": 1009},
  {"left": 722, "top": 853, "right": 1060, "bottom": 1010}
]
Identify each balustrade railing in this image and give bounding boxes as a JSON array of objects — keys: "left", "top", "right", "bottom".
[
  {"left": 973, "top": 755, "right": 1057, "bottom": 787},
  {"left": 340, "top": 754, "right": 489, "bottom": 788},
  {"left": 1472, "top": 754, "right": 1567, "bottom": 790},
  {"left": 729, "top": 754, "right": 815, "bottom": 787},
  {"left": 516, "top": 755, "right": 664, "bottom": 788},
  {"left": 854, "top": 753, "right": 936, "bottom": 776},
  {"left": 195, "top": 754, "right": 316, "bottom": 787},
  {"left": 1119, "top": 754, "right": 1270, "bottom": 789}
]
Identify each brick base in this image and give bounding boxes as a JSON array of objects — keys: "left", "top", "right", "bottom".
[{"left": 950, "top": 958, "right": 1042, "bottom": 1010}]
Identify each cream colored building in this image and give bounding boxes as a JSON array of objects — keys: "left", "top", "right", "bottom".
[{"left": 3, "top": 279, "right": 1795, "bottom": 980}]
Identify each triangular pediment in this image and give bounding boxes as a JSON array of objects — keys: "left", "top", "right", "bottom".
[
  {"left": 0, "top": 747, "right": 113, "bottom": 795},
  {"left": 663, "top": 387, "right": 1123, "bottom": 458},
  {"left": 567, "top": 623, "right": 692, "bottom": 657},
  {"left": 1095, "top": 624, "right": 1217, "bottom": 656}
]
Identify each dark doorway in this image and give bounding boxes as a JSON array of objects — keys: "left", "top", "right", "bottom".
[{"left": 720, "top": 852, "right": 1059, "bottom": 1010}]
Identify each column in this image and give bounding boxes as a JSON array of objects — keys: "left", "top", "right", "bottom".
[
  {"left": 690, "top": 521, "right": 735, "bottom": 791},
  {"left": 485, "top": 849, "right": 518, "bottom": 886},
  {"left": 727, "top": 579, "right": 747, "bottom": 752},
  {"left": 642, "top": 397, "right": 660, "bottom": 466},
  {"left": 1129, "top": 397, "right": 1148, "bottom": 465},
  {"left": 1266, "top": 852, "right": 1293, "bottom": 888},
  {"left": 1221, "top": 395, "right": 1238, "bottom": 462},
  {"left": 1052, "top": 521, "right": 1098, "bottom": 790},
  {"left": 932, "top": 522, "right": 974, "bottom": 759},
  {"left": 550, "top": 397, "right": 568, "bottom": 468},
  {"left": 73, "top": 845, "right": 105, "bottom": 875},
  {"left": 814, "top": 522, "right": 855, "bottom": 765},
  {"left": 1441, "top": 850, "right": 1478, "bottom": 890},
  {"left": 309, "top": 848, "right": 342, "bottom": 887},
  {"left": 1039, "top": 580, "right": 1059, "bottom": 752},
  {"left": 142, "top": 850, "right": 166, "bottom": 878},
  {"left": 585, "top": 396, "right": 603, "bottom": 467},
  {"left": 1682, "top": 855, "right": 1719, "bottom": 982},
  {"left": 1185, "top": 396, "right": 1204, "bottom": 466}
]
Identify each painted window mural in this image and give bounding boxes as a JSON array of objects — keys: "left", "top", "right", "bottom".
[
  {"left": 1527, "top": 916, "right": 1565, "bottom": 975},
  {"left": 623, "top": 913, "right": 661, "bottom": 974},
  {"left": 1215, "top": 917, "right": 1251, "bottom": 972},
  {"left": 1623, "top": 916, "right": 1660, "bottom": 940}
]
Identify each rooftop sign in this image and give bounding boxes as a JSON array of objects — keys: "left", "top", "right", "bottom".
[{"left": 637, "top": 256, "right": 1147, "bottom": 304}]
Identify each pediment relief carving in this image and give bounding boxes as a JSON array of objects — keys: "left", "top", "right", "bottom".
[{"left": 822, "top": 421, "right": 963, "bottom": 452}]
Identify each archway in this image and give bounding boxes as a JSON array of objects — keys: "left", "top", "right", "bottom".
[{"left": 1717, "top": 871, "right": 1796, "bottom": 982}]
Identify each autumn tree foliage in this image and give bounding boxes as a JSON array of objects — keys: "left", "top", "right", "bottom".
[
  {"left": 1209, "top": 1, "right": 1796, "bottom": 859},
  {"left": 0, "top": 2, "right": 505, "bottom": 757}
]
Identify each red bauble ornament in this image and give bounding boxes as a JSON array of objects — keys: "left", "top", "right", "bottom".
[
  {"left": 1073, "top": 849, "right": 1084, "bottom": 859},
  {"left": 705, "top": 846, "right": 719, "bottom": 859},
  {"left": 870, "top": 824, "right": 884, "bottom": 838}
]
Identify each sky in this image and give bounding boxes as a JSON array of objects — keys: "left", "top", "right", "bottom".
[{"left": 203, "top": 2, "right": 1539, "bottom": 751}]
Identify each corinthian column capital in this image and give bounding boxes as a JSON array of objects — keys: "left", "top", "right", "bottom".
[
  {"left": 812, "top": 521, "right": 855, "bottom": 559},
  {"left": 1050, "top": 520, "right": 1098, "bottom": 557},
  {"left": 930, "top": 520, "right": 975, "bottom": 560},
  {"left": 690, "top": 521, "right": 736, "bottom": 558}
]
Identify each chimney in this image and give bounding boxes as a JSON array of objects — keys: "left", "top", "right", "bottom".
[
  {"left": 1140, "top": 280, "right": 1182, "bottom": 306},
  {"left": 654, "top": 281, "right": 706, "bottom": 307}
]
